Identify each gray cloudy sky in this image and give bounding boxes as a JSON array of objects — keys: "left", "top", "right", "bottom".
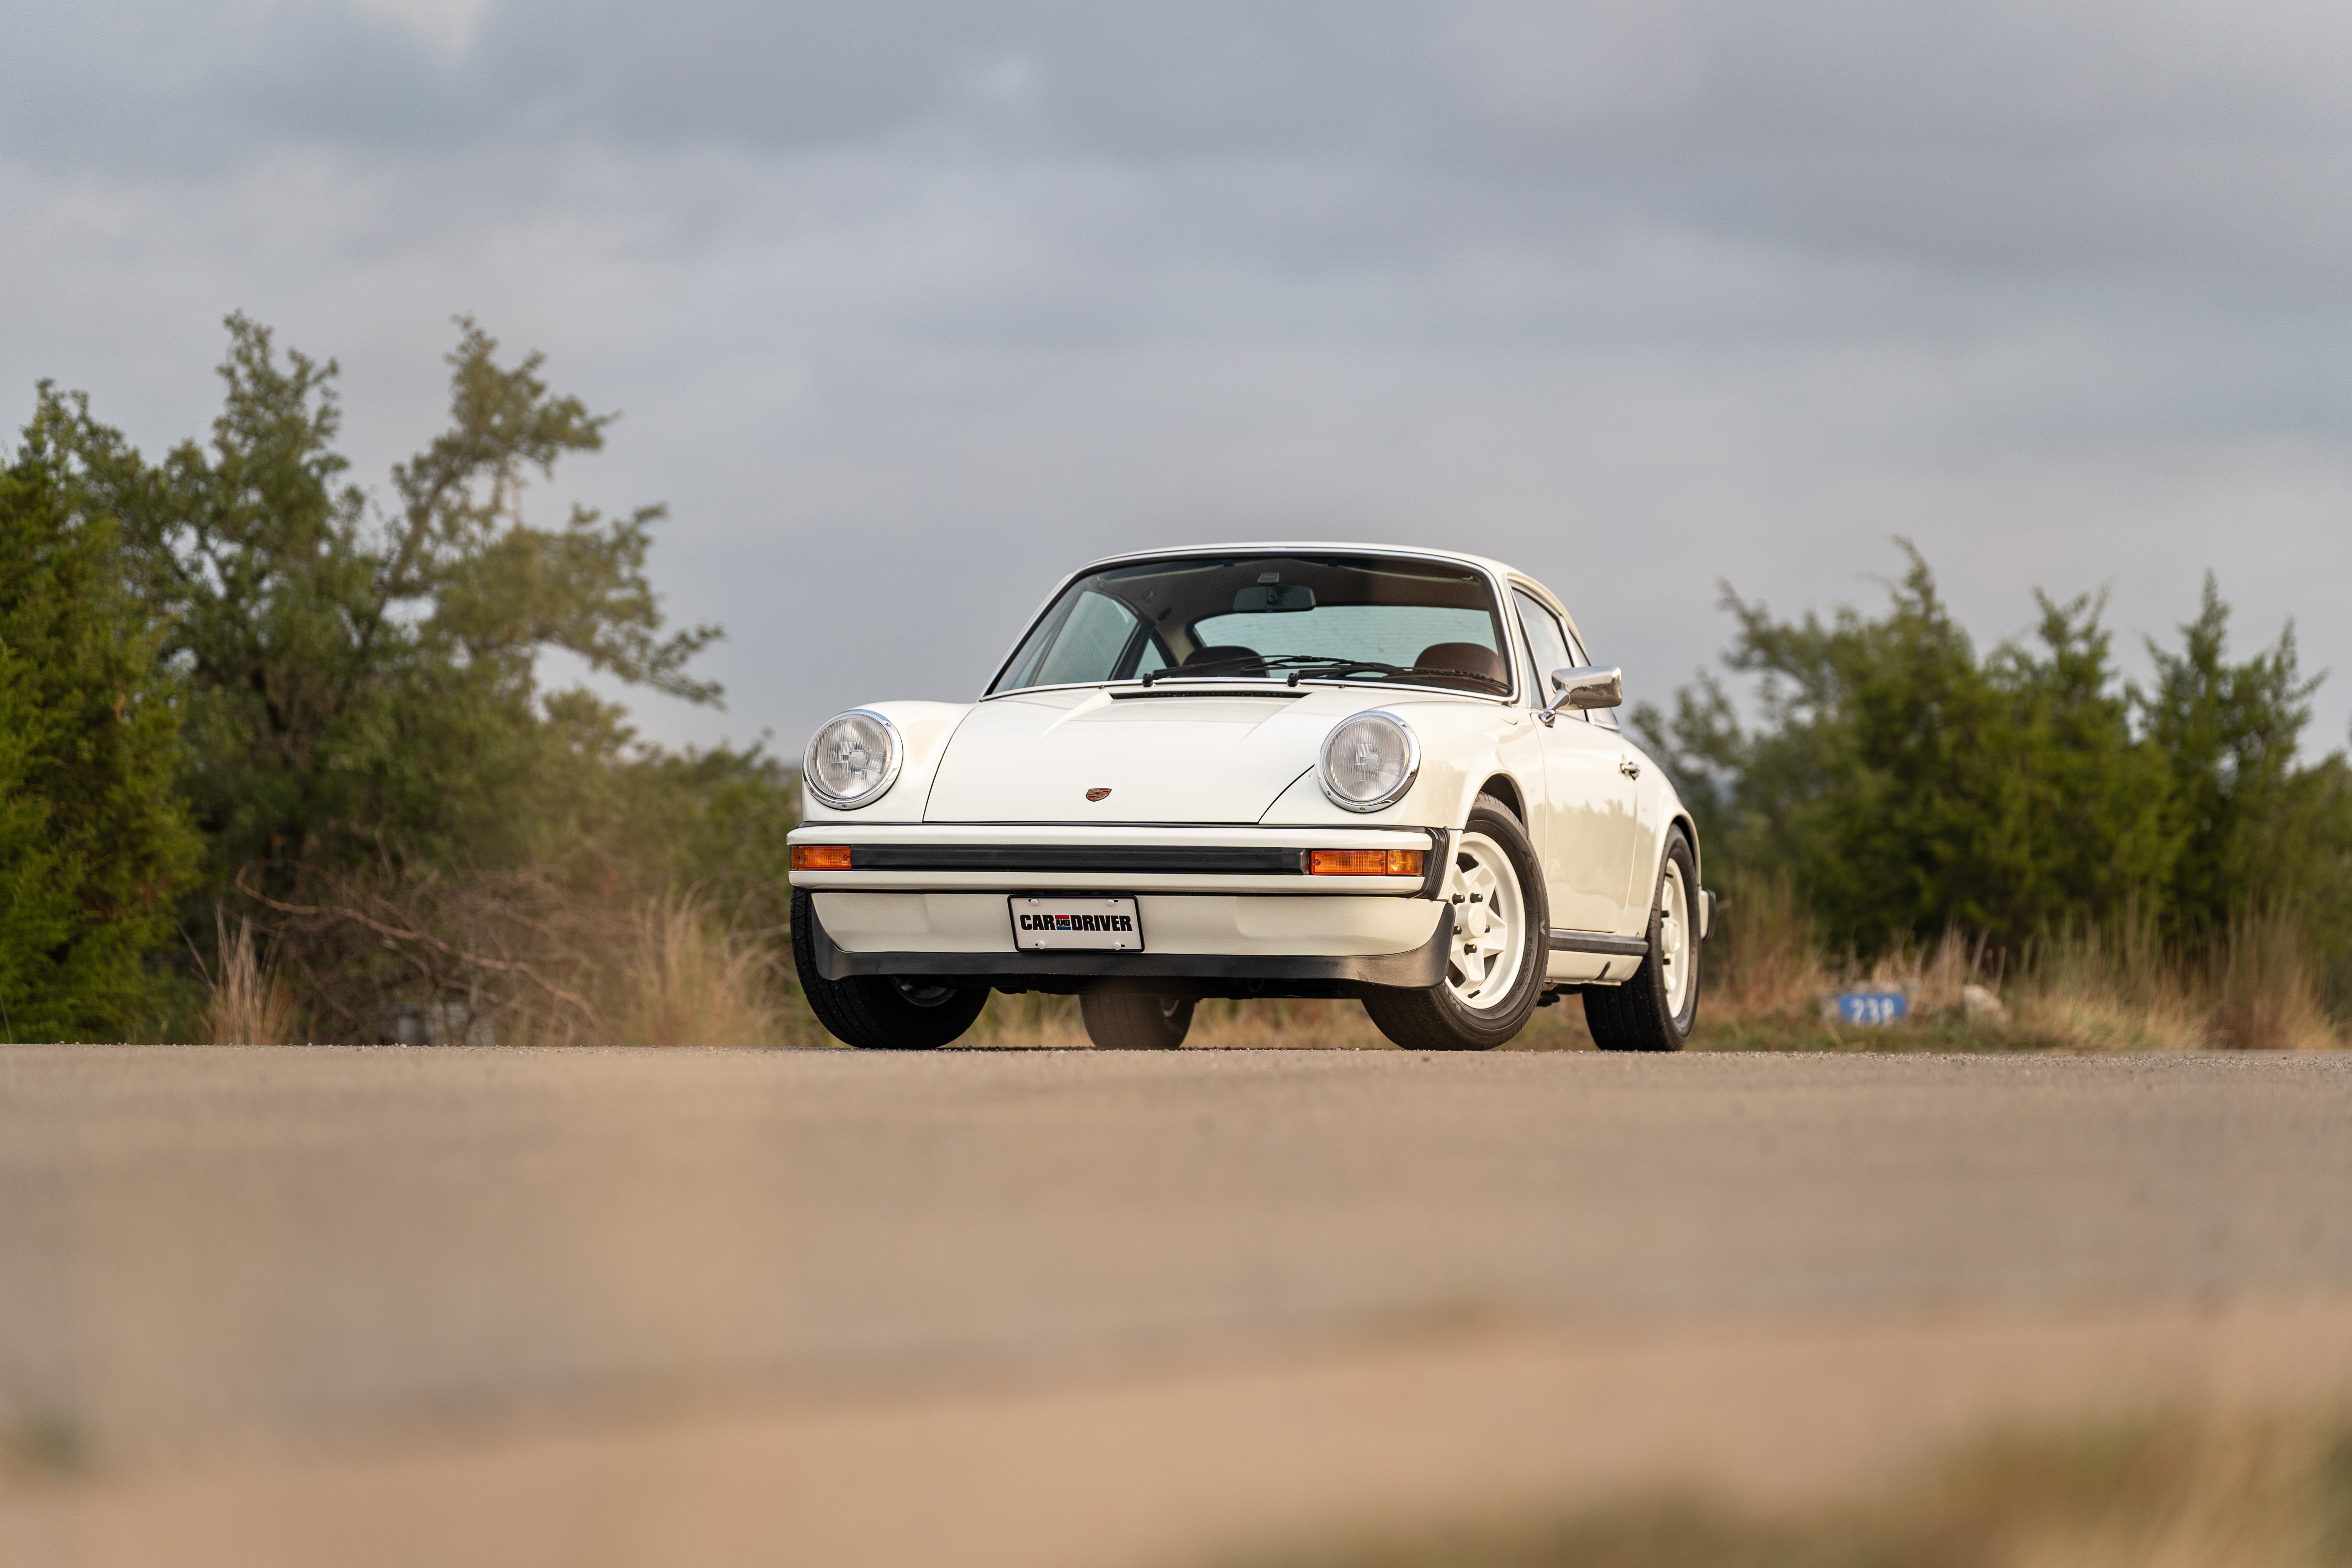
[{"left": 5, "top": 0, "right": 2350, "bottom": 755}]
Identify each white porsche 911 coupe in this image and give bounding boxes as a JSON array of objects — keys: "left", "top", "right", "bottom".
[{"left": 786, "top": 544, "right": 1710, "bottom": 1052}]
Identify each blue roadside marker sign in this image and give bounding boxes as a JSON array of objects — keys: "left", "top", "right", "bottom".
[{"left": 1837, "top": 992, "right": 1909, "bottom": 1026}]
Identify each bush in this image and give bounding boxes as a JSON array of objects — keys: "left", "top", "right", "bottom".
[{"left": 0, "top": 416, "right": 198, "bottom": 1040}]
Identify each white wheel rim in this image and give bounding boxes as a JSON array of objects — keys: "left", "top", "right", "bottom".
[
  {"left": 1443, "top": 832, "right": 1526, "bottom": 1011},
  {"left": 1659, "top": 859, "right": 1692, "bottom": 1018}
]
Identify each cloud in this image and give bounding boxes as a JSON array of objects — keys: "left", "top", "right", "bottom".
[
  {"left": 4, "top": 0, "right": 2351, "bottom": 752},
  {"left": 348, "top": 0, "right": 493, "bottom": 56}
]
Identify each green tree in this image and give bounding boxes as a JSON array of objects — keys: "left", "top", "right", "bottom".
[
  {"left": 1640, "top": 544, "right": 2178, "bottom": 951},
  {"left": 0, "top": 412, "right": 199, "bottom": 1039},
  {"left": 1992, "top": 590, "right": 2180, "bottom": 933},
  {"left": 2140, "top": 576, "right": 2323, "bottom": 933},
  {"left": 47, "top": 314, "right": 721, "bottom": 895},
  {"left": 1640, "top": 544, "right": 2352, "bottom": 977}
]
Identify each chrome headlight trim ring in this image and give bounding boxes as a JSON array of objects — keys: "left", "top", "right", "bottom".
[
  {"left": 803, "top": 708, "right": 905, "bottom": 810},
  {"left": 1318, "top": 710, "right": 1421, "bottom": 813}
]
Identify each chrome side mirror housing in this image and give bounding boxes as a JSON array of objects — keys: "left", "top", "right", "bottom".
[
  {"left": 1537, "top": 665, "right": 1624, "bottom": 724},
  {"left": 1556, "top": 666, "right": 1624, "bottom": 708}
]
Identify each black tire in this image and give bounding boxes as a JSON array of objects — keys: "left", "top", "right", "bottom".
[
  {"left": 791, "top": 889, "right": 989, "bottom": 1049},
  {"left": 1583, "top": 827, "right": 1700, "bottom": 1053},
  {"left": 1360, "top": 797, "right": 1548, "bottom": 1051},
  {"left": 1080, "top": 992, "right": 1196, "bottom": 1049}
]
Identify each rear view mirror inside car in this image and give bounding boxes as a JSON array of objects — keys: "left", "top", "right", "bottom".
[{"left": 1231, "top": 583, "right": 1316, "bottom": 612}]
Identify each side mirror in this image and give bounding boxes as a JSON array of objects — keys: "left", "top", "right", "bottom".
[{"left": 1540, "top": 665, "right": 1623, "bottom": 721}]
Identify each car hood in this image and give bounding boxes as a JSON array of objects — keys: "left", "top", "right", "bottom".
[{"left": 923, "top": 686, "right": 1346, "bottom": 823}]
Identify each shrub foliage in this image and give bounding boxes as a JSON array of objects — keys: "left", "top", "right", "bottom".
[
  {"left": 1635, "top": 542, "right": 2352, "bottom": 996},
  {"left": 0, "top": 414, "right": 200, "bottom": 1039},
  {"left": 4, "top": 316, "right": 789, "bottom": 1039}
]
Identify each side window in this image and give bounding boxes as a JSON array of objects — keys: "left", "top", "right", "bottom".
[{"left": 1512, "top": 589, "right": 1581, "bottom": 723}]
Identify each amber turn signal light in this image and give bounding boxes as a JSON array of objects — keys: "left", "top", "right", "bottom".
[
  {"left": 1307, "top": 848, "right": 1425, "bottom": 876},
  {"left": 789, "top": 845, "right": 854, "bottom": 871}
]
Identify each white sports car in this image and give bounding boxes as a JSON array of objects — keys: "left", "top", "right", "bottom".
[{"left": 787, "top": 544, "right": 1710, "bottom": 1051}]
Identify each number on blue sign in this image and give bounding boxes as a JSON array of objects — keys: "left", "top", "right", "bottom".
[{"left": 1837, "top": 992, "right": 1908, "bottom": 1026}]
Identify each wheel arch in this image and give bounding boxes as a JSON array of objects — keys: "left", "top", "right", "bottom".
[
  {"left": 1667, "top": 809, "right": 1701, "bottom": 885},
  {"left": 1473, "top": 771, "right": 1526, "bottom": 826},
  {"left": 1639, "top": 808, "right": 1703, "bottom": 925}
]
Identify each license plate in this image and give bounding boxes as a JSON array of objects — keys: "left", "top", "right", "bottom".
[{"left": 1010, "top": 897, "right": 1144, "bottom": 951}]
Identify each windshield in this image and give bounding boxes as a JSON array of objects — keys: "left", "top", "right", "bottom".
[{"left": 990, "top": 552, "right": 1514, "bottom": 697}]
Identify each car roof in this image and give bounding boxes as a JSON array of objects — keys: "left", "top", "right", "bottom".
[
  {"left": 1066, "top": 541, "right": 1529, "bottom": 586},
  {"left": 1059, "top": 540, "right": 1576, "bottom": 634}
]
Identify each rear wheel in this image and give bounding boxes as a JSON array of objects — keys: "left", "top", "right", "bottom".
[
  {"left": 1583, "top": 827, "right": 1700, "bottom": 1052},
  {"left": 1080, "top": 992, "right": 1196, "bottom": 1049},
  {"left": 1360, "top": 797, "right": 1547, "bottom": 1051},
  {"left": 791, "top": 889, "right": 989, "bottom": 1049}
]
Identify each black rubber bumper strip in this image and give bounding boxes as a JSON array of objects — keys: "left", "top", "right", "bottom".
[
  {"left": 809, "top": 903, "right": 1452, "bottom": 988},
  {"left": 849, "top": 844, "right": 1305, "bottom": 875},
  {"left": 1416, "top": 827, "right": 1451, "bottom": 899},
  {"left": 1548, "top": 929, "right": 1650, "bottom": 957}
]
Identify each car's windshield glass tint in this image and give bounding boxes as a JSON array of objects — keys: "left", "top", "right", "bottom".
[{"left": 991, "top": 554, "right": 1511, "bottom": 696}]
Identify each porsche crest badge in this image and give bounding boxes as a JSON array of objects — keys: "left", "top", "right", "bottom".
[{"left": 1085, "top": 788, "right": 1112, "bottom": 802}]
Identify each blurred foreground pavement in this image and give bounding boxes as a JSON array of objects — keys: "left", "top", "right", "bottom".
[{"left": 1, "top": 1047, "right": 2349, "bottom": 1566}]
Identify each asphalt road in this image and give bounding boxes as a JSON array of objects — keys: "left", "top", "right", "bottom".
[{"left": 3, "top": 1046, "right": 2349, "bottom": 1472}]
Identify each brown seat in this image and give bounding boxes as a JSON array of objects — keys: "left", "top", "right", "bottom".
[
  {"left": 1183, "top": 644, "right": 1267, "bottom": 677},
  {"left": 1413, "top": 641, "right": 1506, "bottom": 686}
]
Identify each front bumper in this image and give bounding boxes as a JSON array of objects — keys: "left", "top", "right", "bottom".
[
  {"left": 802, "top": 897, "right": 1450, "bottom": 995},
  {"left": 788, "top": 824, "right": 1451, "bottom": 996}
]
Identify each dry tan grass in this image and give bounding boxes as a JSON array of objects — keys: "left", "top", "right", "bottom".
[
  {"left": 1689, "top": 875, "right": 2345, "bottom": 1053},
  {"left": 200, "top": 913, "right": 302, "bottom": 1046},
  {"left": 244, "top": 870, "right": 815, "bottom": 1047},
  {"left": 2213, "top": 903, "right": 2343, "bottom": 1052},
  {"left": 2012, "top": 911, "right": 2211, "bottom": 1052},
  {"left": 623, "top": 894, "right": 789, "bottom": 1048},
  {"left": 1705, "top": 870, "right": 1834, "bottom": 1019}
]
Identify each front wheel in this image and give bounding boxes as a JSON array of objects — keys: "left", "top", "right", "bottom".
[
  {"left": 791, "top": 890, "right": 989, "bottom": 1049},
  {"left": 1583, "top": 826, "right": 1700, "bottom": 1052},
  {"left": 1360, "top": 797, "right": 1548, "bottom": 1051}
]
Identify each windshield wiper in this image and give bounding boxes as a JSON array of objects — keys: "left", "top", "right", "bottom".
[
  {"left": 1140, "top": 652, "right": 1271, "bottom": 685},
  {"left": 1263, "top": 655, "right": 1511, "bottom": 693},
  {"left": 1414, "top": 667, "right": 1511, "bottom": 693},
  {"left": 1262, "top": 655, "right": 1408, "bottom": 686},
  {"left": 1140, "top": 653, "right": 1509, "bottom": 693}
]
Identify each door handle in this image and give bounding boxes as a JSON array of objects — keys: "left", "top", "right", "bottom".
[{"left": 1619, "top": 757, "right": 1641, "bottom": 779}]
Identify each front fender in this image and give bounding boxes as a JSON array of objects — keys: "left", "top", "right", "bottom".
[{"left": 1257, "top": 702, "right": 1547, "bottom": 833}]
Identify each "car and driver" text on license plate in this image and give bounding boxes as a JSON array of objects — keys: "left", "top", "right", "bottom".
[{"left": 1010, "top": 897, "right": 1144, "bottom": 951}]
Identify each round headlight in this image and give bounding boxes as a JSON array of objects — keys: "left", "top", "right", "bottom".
[
  {"left": 804, "top": 710, "right": 902, "bottom": 809},
  {"left": 1319, "top": 711, "right": 1419, "bottom": 812}
]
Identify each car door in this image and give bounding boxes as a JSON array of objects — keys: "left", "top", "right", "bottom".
[{"left": 1512, "top": 588, "right": 1642, "bottom": 935}]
